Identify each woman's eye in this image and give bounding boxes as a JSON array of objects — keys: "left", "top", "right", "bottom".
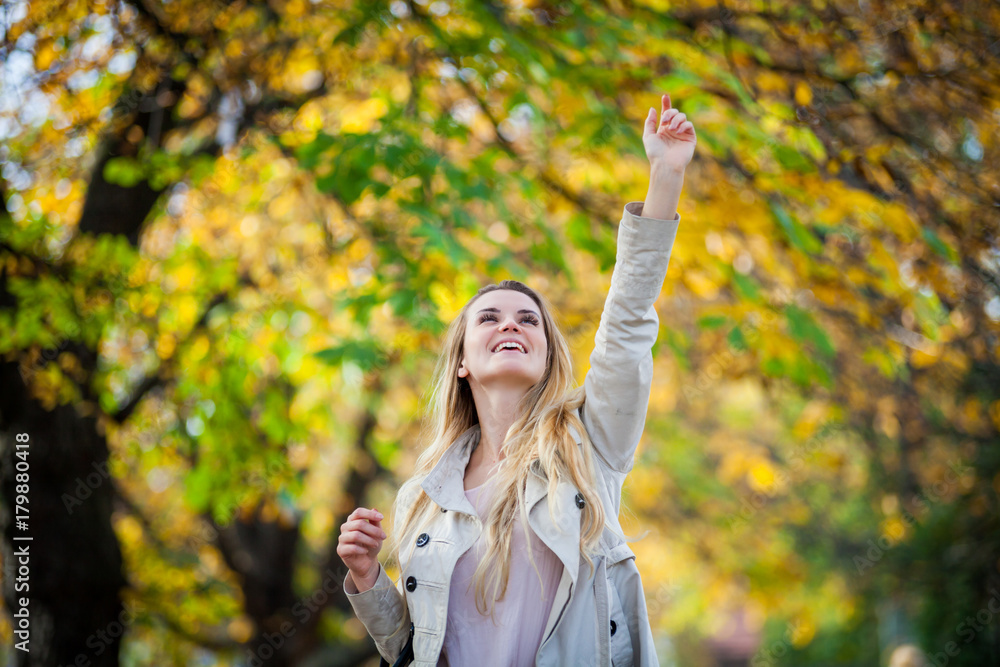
[{"left": 477, "top": 313, "right": 539, "bottom": 325}]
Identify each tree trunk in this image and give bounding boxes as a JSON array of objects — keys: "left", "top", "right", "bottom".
[{"left": 0, "top": 374, "right": 126, "bottom": 667}]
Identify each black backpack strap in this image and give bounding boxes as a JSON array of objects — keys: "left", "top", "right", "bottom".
[{"left": 379, "top": 622, "right": 415, "bottom": 667}]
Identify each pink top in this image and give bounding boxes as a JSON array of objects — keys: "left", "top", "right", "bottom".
[{"left": 439, "top": 476, "right": 564, "bottom": 667}]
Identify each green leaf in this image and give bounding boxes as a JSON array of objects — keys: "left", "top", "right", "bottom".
[
  {"left": 103, "top": 157, "right": 145, "bottom": 187},
  {"left": 314, "top": 340, "right": 387, "bottom": 372},
  {"left": 784, "top": 305, "right": 836, "bottom": 358},
  {"left": 697, "top": 315, "right": 729, "bottom": 330},
  {"left": 727, "top": 325, "right": 749, "bottom": 351},
  {"left": 310, "top": 133, "right": 378, "bottom": 204},
  {"left": 921, "top": 227, "right": 958, "bottom": 264},
  {"left": 774, "top": 145, "right": 815, "bottom": 173},
  {"left": 565, "top": 214, "right": 615, "bottom": 271},
  {"left": 371, "top": 437, "right": 401, "bottom": 469},
  {"left": 185, "top": 464, "right": 213, "bottom": 512},
  {"left": 294, "top": 132, "right": 337, "bottom": 169},
  {"left": 761, "top": 356, "right": 785, "bottom": 377},
  {"left": 731, "top": 270, "right": 761, "bottom": 301},
  {"left": 770, "top": 202, "right": 823, "bottom": 254},
  {"left": 662, "top": 326, "right": 691, "bottom": 370}
]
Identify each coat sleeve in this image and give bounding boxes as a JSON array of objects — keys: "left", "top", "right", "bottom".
[
  {"left": 581, "top": 201, "right": 681, "bottom": 475},
  {"left": 344, "top": 563, "right": 411, "bottom": 663},
  {"left": 343, "top": 477, "right": 423, "bottom": 663}
]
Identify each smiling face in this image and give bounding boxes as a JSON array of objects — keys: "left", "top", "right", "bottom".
[{"left": 457, "top": 289, "right": 549, "bottom": 392}]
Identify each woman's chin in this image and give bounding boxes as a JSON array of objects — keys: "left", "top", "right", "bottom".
[{"left": 479, "top": 371, "right": 543, "bottom": 391}]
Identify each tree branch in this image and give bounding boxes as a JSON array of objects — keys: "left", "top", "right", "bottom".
[{"left": 112, "top": 291, "right": 229, "bottom": 423}]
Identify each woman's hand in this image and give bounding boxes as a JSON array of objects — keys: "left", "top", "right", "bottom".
[
  {"left": 642, "top": 93, "right": 697, "bottom": 173},
  {"left": 639, "top": 92, "right": 696, "bottom": 220},
  {"left": 337, "top": 507, "right": 386, "bottom": 593}
]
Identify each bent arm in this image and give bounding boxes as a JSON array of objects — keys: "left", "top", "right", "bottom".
[
  {"left": 581, "top": 200, "right": 680, "bottom": 474},
  {"left": 344, "top": 563, "right": 411, "bottom": 662}
]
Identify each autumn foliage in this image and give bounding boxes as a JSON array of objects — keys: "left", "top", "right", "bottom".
[{"left": 1, "top": 0, "right": 997, "bottom": 665}]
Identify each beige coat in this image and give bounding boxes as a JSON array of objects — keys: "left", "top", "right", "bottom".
[{"left": 345, "top": 201, "right": 681, "bottom": 666}]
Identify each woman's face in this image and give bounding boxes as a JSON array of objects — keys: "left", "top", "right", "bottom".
[{"left": 458, "top": 289, "right": 548, "bottom": 392}]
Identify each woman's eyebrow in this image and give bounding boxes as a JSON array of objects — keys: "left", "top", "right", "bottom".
[{"left": 476, "top": 307, "right": 540, "bottom": 317}]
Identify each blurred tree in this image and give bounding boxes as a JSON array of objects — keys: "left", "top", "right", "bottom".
[{"left": 0, "top": 0, "right": 997, "bottom": 666}]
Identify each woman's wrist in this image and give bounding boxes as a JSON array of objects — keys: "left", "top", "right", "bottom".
[
  {"left": 641, "top": 166, "right": 685, "bottom": 221},
  {"left": 350, "top": 562, "right": 381, "bottom": 593},
  {"left": 650, "top": 162, "right": 687, "bottom": 179}
]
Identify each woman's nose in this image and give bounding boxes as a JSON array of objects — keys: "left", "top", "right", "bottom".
[{"left": 500, "top": 318, "right": 520, "bottom": 332}]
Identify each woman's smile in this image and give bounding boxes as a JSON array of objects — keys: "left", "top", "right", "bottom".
[{"left": 491, "top": 340, "right": 527, "bottom": 353}]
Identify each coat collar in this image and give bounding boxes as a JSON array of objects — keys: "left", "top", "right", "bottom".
[{"left": 420, "top": 423, "right": 482, "bottom": 516}]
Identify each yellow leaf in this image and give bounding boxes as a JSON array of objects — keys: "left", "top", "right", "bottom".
[
  {"left": 35, "top": 39, "right": 57, "bottom": 71},
  {"left": 156, "top": 333, "right": 176, "bottom": 359},
  {"left": 683, "top": 270, "right": 721, "bottom": 298},
  {"left": 748, "top": 460, "right": 778, "bottom": 493},
  {"left": 910, "top": 346, "right": 940, "bottom": 368},
  {"left": 794, "top": 81, "right": 812, "bottom": 106},
  {"left": 881, "top": 517, "right": 908, "bottom": 544},
  {"left": 792, "top": 400, "right": 831, "bottom": 440},
  {"left": 141, "top": 293, "right": 159, "bottom": 318},
  {"left": 173, "top": 263, "right": 197, "bottom": 291},
  {"left": 189, "top": 334, "right": 210, "bottom": 362},
  {"left": 790, "top": 615, "right": 816, "bottom": 647},
  {"left": 881, "top": 203, "right": 919, "bottom": 243},
  {"left": 756, "top": 71, "right": 789, "bottom": 95},
  {"left": 347, "top": 237, "right": 372, "bottom": 262},
  {"left": 177, "top": 294, "right": 199, "bottom": 327},
  {"left": 430, "top": 281, "right": 464, "bottom": 321},
  {"left": 228, "top": 616, "right": 254, "bottom": 642},
  {"left": 341, "top": 98, "right": 388, "bottom": 134},
  {"left": 294, "top": 101, "right": 324, "bottom": 135}
]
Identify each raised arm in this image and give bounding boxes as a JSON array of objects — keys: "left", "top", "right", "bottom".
[{"left": 581, "top": 93, "right": 696, "bottom": 474}]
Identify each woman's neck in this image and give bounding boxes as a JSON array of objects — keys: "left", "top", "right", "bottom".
[{"left": 469, "top": 384, "right": 526, "bottom": 465}]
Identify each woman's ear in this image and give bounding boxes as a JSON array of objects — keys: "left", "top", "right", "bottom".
[{"left": 457, "top": 359, "right": 468, "bottom": 378}]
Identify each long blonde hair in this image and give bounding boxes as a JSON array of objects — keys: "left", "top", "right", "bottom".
[{"left": 389, "top": 280, "right": 606, "bottom": 615}]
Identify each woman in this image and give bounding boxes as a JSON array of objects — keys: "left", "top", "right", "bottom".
[{"left": 338, "top": 93, "right": 696, "bottom": 666}]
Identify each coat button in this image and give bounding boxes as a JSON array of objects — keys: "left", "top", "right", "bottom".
[
  {"left": 575, "top": 493, "right": 585, "bottom": 509},
  {"left": 610, "top": 620, "right": 617, "bottom": 636},
  {"left": 416, "top": 533, "right": 430, "bottom": 547},
  {"left": 405, "top": 576, "right": 417, "bottom": 592}
]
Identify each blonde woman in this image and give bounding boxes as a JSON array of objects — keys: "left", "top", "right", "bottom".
[{"left": 338, "top": 93, "right": 696, "bottom": 666}]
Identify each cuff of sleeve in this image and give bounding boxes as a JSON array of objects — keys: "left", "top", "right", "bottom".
[
  {"left": 624, "top": 200, "right": 681, "bottom": 223},
  {"left": 344, "top": 564, "right": 407, "bottom": 635},
  {"left": 344, "top": 563, "right": 386, "bottom": 597}
]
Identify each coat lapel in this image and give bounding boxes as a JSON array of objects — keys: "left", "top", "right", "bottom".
[
  {"left": 526, "top": 464, "right": 581, "bottom": 587},
  {"left": 420, "top": 424, "right": 481, "bottom": 517}
]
